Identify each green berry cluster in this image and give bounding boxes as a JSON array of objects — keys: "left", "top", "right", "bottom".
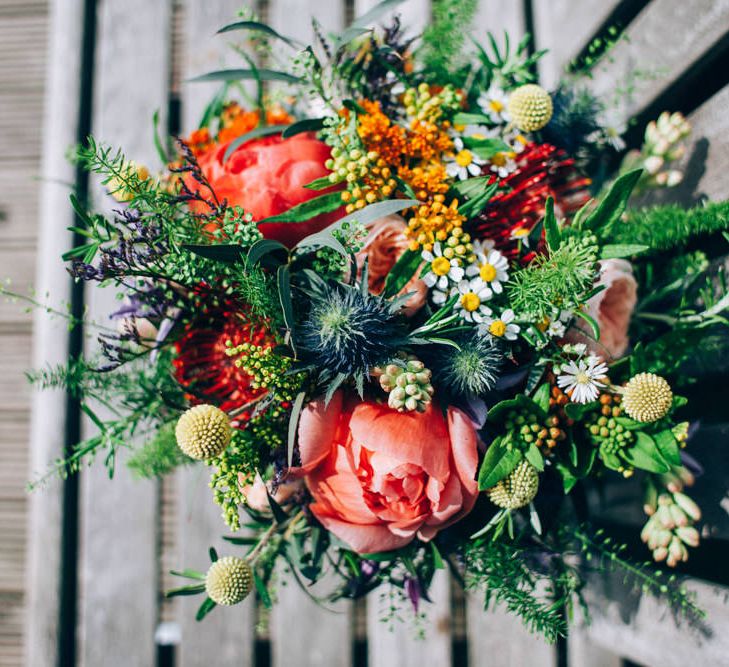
[
  {"left": 312, "top": 220, "right": 367, "bottom": 279},
  {"left": 587, "top": 414, "right": 634, "bottom": 455},
  {"left": 215, "top": 206, "right": 263, "bottom": 247},
  {"left": 502, "top": 408, "right": 565, "bottom": 451},
  {"left": 403, "top": 83, "right": 461, "bottom": 122}
]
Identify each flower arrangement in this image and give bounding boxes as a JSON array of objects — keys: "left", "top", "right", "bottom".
[{"left": 21, "top": 0, "right": 729, "bottom": 641}]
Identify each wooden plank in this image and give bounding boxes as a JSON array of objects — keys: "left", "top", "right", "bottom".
[
  {"left": 24, "top": 0, "right": 80, "bottom": 664},
  {"left": 568, "top": 626, "right": 622, "bottom": 667},
  {"left": 589, "top": 0, "right": 729, "bottom": 123},
  {"left": 0, "top": 165, "right": 41, "bottom": 244},
  {"left": 368, "top": 570, "right": 451, "bottom": 667},
  {"left": 76, "top": 1, "right": 170, "bottom": 666},
  {"left": 531, "top": 0, "right": 622, "bottom": 89},
  {"left": 177, "top": 3, "right": 256, "bottom": 666},
  {"left": 581, "top": 574, "right": 729, "bottom": 667},
  {"left": 473, "top": 0, "right": 525, "bottom": 41}
]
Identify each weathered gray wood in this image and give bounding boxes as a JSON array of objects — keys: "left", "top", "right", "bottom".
[
  {"left": 568, "top": 626, "right": 622, "bottom": 667},
  {"left": 355, "top": 0, "right": 431, "bottom": 33},
  {"left": 177, "top": 3, "right": 257, "bottom": 665},
  {"left": 368, "top": 570, "right": 451, "bottom": 667},
  {"left": 24, "top": 1, "right": 82, "bottom": 665},
  {"left": 532, "top": 0, "right": 622, "bottom": 88},
  {"left": 580, "top": 574, "right": 729, "bottom": 667},
  {"left": 589, "top": 0, "right": 729, "bottom": 123},
  {"left": 473, "top": 0, "right": 525, "bottom": 41},
  {"left": 76, "top": 1, "right": 170, "bottom": 665}
]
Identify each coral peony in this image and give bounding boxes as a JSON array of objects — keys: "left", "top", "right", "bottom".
[
  {"left": 192, "top": 132, "right": 343, "bottom": 247},
  {"left": 574, "top": 259, "right": 638, "bottom": 359},
  {"left": 294, "top": 393, "right": 479, "bottom": 553},
  {"left": 356, "top": 214, "right": 428, "bottom": 316}
]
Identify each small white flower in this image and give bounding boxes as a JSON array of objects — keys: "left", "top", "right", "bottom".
[
  {"left": 546, "top": 320, "right": 566, "bottom": 338},
  {"left": 445, "top": 137, "right": 485, "bottom": 181},
  {"left": 466, "top": 245, "right": 509, "bottom": 294},
  {"left": 462, "top": 124, "right": 491, "bottom": 140},
  {"left": 421, "top": 243, "right": 464, "bottom": 292},
  {"left": 453, "top": 278, "right": 493, "bottom": 323},
  {"left": 477, "top": 85, "right": 510, "bottom": 124},
  {"left": 480, "top": 309, "right": 520, "bottom": 341},
  {"left": 488, "top": 151, "right": 518, "bottom": 178},
  {"left": 562, "top": 342, "right": 587, "bottom": 356},
  {"left": 510, "top": 225, "right": 532, "bottom": 247},
  {"left": 556, "top": 355, "right": 609, "bottom": 404}
]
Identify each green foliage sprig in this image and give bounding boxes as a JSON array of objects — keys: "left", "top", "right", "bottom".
[{"left": 418, "top": 0, "right": 479, "bottom": 78}]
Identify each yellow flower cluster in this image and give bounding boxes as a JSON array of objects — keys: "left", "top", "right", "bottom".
[
  {"left": 407, "top": 195, "right": 467, "bottom": 252},
  {"left": 326, "top": 147, "right": 398, "bottom": 214}
]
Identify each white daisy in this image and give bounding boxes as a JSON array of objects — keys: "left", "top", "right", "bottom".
[
  {"left": 556, "top": 355, "right": 609, "bottom": 404},
  {"left": 509, "top": 225, "right": 533, "bottom": 247},
  {"left": 445, "top": 137, "right": 485, "bottom": 180},
  {"left": 546, "top": 319, "right": 566, "bottom": 338},
  {"left": 466, "top": 245, "right": 509, "bottom": 294},
  {"left": 453, "top": 278, "right": 493, "bottom": 323},
  {"left": 480, "top": 309, "right": 520, "bottom": 341},
  {"left": 421, "top": 243, "right": 464, "bottom": 302},
  {"left": 488, "top": 150, "right": 518, "bottom": 178},
  {"left": 477, "top": 85, "right": 510, "bottom": 124},
  {"left": 462, "top": 124, "right": 491, "bottom": 140}
]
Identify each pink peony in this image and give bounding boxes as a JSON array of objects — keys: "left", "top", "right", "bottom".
[{"left": 294, "top": 392, "right": 479, "bottom": 553}]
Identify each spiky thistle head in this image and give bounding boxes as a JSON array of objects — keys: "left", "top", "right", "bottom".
[
  {"left": 432, "top": 334, "right": 502, "bottom": 398},
  {"left": 205, "top": 556, "right": 253, "bottom": 605},
  {"left": 299, "top": 283, "right": 405, "bottom": 378}
]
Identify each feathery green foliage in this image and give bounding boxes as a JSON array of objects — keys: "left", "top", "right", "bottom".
[
  {"left": 611, "top": 200, "right": 729, "bottom": 251},
  {"left": 419, "top": 0, "right": 479, "bottom": 77},
  {"left": 127, "top": 421, "right": 189, "bottom": 478}
]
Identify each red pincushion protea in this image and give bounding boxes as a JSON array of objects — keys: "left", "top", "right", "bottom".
[
  {"left": 174, "top": 307, "right": 273, "bottom": 421},
  {"left": 469, "top": 143, "right": 591, "bottom": 263}
]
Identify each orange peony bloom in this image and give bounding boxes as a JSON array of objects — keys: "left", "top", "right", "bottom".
[
  {"left": 294, "top": 393, "right": 479, "bottom": 554},
  {"left": 192, "top": 132, "right": 343, "bottom": 247}
]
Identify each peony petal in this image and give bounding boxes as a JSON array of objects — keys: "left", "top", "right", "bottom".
[
  {"left": 310, "top": 511, "right": 414, "bottom": 554},
  {"left": 294, "top": 392, "right": 344, "bottom": 474}
]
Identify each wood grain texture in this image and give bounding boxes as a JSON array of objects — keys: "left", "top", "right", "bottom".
[
  {"left": 367, "top": 570, "right": 451, "bottom": 667},
  {"left": 76, "top": 1, "right": 170, "bottom": 666},
  {"left": 589, "top": 0, "right": 729, "bottom": 122},
  {"left": 473, "top": 0, "right": 525, "bottom": 41},
  {"left": 532, "top": 0, "right": 622, "bottom": 88},
  {"left": 23, "top": 1, "right": 77, "bottom": 666}
]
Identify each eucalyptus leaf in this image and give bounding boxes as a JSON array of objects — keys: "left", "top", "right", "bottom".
[
  {"left": 382, "top": 249, "right": 422, "bottom": 298},
  {"left": 258, "top": 191, "right": 343, "bottom": 224},
  {"left": 600, "top": 244, "right": 650, "bottom": 259},
  {"left": 282, "top": 118, "right": 326, "bottom": 138},
  {"left": 222, "top": 124, "right": 291, "bottom": 162},
  {"left": 217, "top": 20, "right": 301, "bottom": 48},
  {"left": 478, "top": 439, "right": 523, "bottom": 489},
  {"left": 247, "top": 238, "right": 288, "bottom": 265},
  {"left": 189, "top": 68, "right": 300, "bottom": 84},
  {"left": 287, "top": 391, "right": 307, "bottom": 468}
]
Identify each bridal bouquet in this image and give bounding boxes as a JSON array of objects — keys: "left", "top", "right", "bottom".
[{"left": 27, "top": 0, "right": 729, "bottom": 640}]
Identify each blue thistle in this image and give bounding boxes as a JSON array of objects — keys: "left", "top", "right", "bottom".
[
  {"left": 433, "top": 334, "right": 502, "bottom": 398},
  {"left": 298, "top": 282, "right": 405, "bottom": 386}
]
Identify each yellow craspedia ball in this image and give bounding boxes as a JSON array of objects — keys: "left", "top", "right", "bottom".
[
  {"left": 487, "top": 460, "right": 539, "bottom": 510},
  {"left": 508, "top": 84, "right": 553, "bottom": 132},
  {"left": 205, "top": 556, "right": 253, "bottom": 606},
  {"left": 622, "top": 373, "right": 673, "bottom": 423},
  {"left": 175, "top": 404, "right": 231, "bottom": 460}
]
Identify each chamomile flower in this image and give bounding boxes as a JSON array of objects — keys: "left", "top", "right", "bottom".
[
  {"left": 478, "top": 85, "right": 510, "bottom": 124},
  {"left": 466, "top": 244, "right": 509, "bottom": 294},
  {"left": 453, "top": 278, "right": 493, "bottom": 323},
  {"left": 462, "top": 124, "right": 491, "bottom": 140},
  {"left": 446, "top": 138, "right": 485, "bottom": 180},
  {"left": 488, "top": 150, "right": 518, "bottom": 178},
  {"left": 480, "top": 309, "right": 520, "bottom": 340},
  {"left": 556, "top": 355, "right": 609, "bottom": 404},
  {"left": 421, "top": 243, "right": 464, "bottom": 300},
  {"left": 510, "top": 225, "right": 532, "bottom": 246}
]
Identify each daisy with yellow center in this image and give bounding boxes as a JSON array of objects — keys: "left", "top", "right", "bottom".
[
  {"left": 556, "top": 355, "right": 609, "bottom": 404},
  {"left": 480, "top": 309, "right": 520, "bottom": 341},
  {"left": 446, "top": 137, "right": 485, "bottom": 181},
  {"left": 421, "top": 242, "right": 465, "bottom": 304},
  {"left": 453, "top": 278, "right": 493, "bottom": 323},
  {"left": 477, "top": 85, "right": 510, "bottom": 124},
  {"left": 466, "top": 241, "right": 509, "bottom": 294},
  {"left": 489, "top": 150, "right": 518, "bottom": 178},
  {"left": 510, "top": 225, "right": 532, "bottom": 247}
]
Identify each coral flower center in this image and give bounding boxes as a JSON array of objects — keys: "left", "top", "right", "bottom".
[
  {"left": 456, "top": 149, "right": 474, "bottom": 167},
  {"left": 431, "top": 256, "right": 451, "bottom": 276},
  {"left": 489, "top": 320, "right": 506, "bottom": 336},
  {"left": 461, "top": 292, "right": 481, "bottom": 312},
  {"left": 479, "top": 262, "right": 497, "bottom": 282}
]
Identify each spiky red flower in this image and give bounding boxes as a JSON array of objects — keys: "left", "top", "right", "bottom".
[
  {"left": 174, "top": 306, "right": 273, "bottom": 422},
  {"left": 469, "top": 143, "right": 591, "bottom": 263}
]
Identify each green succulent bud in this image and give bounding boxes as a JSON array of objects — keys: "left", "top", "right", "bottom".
[{"left": 375, "top": 353, "right": 434, "bottom": 413}]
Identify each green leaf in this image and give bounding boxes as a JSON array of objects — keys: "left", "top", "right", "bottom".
[
  {"left": 165, "top": 583, "right": 206, "bottom": 598},
  {"left": 564, "top": 400, "right": 599, "bottom": 420},
  {"left": 525, "top": 443, "right": 544, "bottom": 471},
  {"left": 183, "top": 244, "right": 244, "bottom": 263},
  {"left": 169, "top": 568, "right": 206, "bottom": 581},
  {"left": 532, "top": 383, "right": 551, "bottom": 413},
  {"left": 621, "top": 431, "right": 670, "bottom": 473},
  {"left": 217, "top": 20, "right": 301, "bottom": 48},
  {"left": 304, "top": 175, "right": 337, "bottom": 190},
  {"left": 457, "top": 181, "right": 499, "bottom": 218},
  {"left": 282, "top": 118, "right": 325, "bottom": 138},
  {"left": 342, "top": 98, "right": 367, "bottom": 114},
  {"left": 451, "top": 175, "right": 492, "bottom": 198},
  {"left": 467, "top": 138, "right": 511, "bottom": 159},
  {"left": 575, "top": 309, "right": 600, "bottom": 340},
  {"left": 222, "top": 124, "right": 291, "bottom": 162},
  {"left": 653, "top": 429, "right": 682, "bottom": 466},
  {"left": 327, "top": 199, "right": 420, "bottom": 230},
  {"left": 584, "top": 168, "right": 642, "bottom": 238},
  {"left": 382, "top": 249, "right": 422, "bottom": 298},
  {"left": 349, "top": 0, "right": 406, "bottom": 29},
  {"left": 287, "top": 391, "right": 307, "bottom": 468},
  {"left": 614, "top": 416, "right": 644, "bottom": 430},
  {"left": 430, "top": 542, "right": 445, "bottom": 570},
  {"left": 488, "top": 394, "right": 546, "bottom": 423},
  {"left": 222, "top": 535, "right": 258, "bottom": 545},
  {"left": 543, "top": 197, "right": 560, "bottom": 251},
  {"left": 195, "top": 597, "right": 216, "bottom": 621},
  {"left": 295, "top": 228, "right": 349, "bottom": 257},
  {"left": 247, "top": 238, "right": 288, "bottom": 265},
  {"left": 453, "top": 112, "right": 492, "bottom": 125},
  {"left": 277, "top": 265, "right": 295, "bottom": 350},
  {"left": 478, "top": 439, "right": 523, "bottom": 489},
  {"left": 254, "top": 572, "right": 272, "bottom": 608},
  {"left": 258, "top": 191, "right": 343, "bottom": 224},
  {"left": 189, "top": 68, "right": 300, "bottom": 84},
  {"left": 600, "top": 243, "right": 650, "bottom": 259},
  {"left": 265, "top": 487, "right": 289, "bottom": 524}
]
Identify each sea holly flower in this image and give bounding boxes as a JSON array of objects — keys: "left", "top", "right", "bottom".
[
  {"left": 477, "top": 84, "right": 510, "bottom": 124},
  {"left": 557, "top": 355, "right": 609, "bottom": 404},
  {"left": 421, "top": 242, "right": 465, "bottom": 293},
  {"left": 453, "top": 278, "right": 493, "bottom": 323},
  {"left": 445, "top": 137, "right": 485, "bottom": 180},
  {"left": 481, "top": 309, "right": 520, "bottom": 340},
  {"left": 466, "top": 243, "right": 509, "bottom": 294}
]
